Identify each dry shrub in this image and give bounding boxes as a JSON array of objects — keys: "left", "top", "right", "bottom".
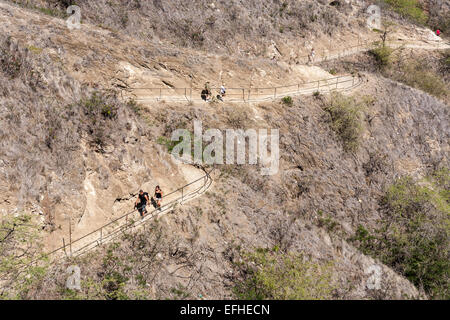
[{"left": 322, "top": 92, "right": 366, "bottom": 153}]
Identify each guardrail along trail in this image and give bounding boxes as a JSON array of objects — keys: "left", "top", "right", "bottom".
[
  {"left": 129, "top": 74, "right": 363, "bottom": 103},
  {"left": 46, "top": 169, "right": 213, "bottom": 260},
  {"left": 123, "top": 39, "right": 449, "bottom": 104}
]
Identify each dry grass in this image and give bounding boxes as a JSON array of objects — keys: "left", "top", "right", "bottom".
[{"left": 7, "top": 0, "right": 354, "bottom": 54}]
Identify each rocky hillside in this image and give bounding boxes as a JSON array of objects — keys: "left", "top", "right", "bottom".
[
  {"left": 7, "top": 0, "right": 362, "bottom": 55},
  {"left": 0, "top": 0, "right": 448, "bottom": 300}
]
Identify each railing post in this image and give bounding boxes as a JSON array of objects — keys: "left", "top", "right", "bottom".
[
  {"left": 181, "top": 186, "right": 184, "bottom": 202},
  {"left": 248, "top": 89, "right": 251, "bottom": 102},
  {"left": 317, "top": 80, "right": 320, "bottom": 91},
  {"left": 69, "top": 220, "right": 72, "bottom": 257},
  {"left": 336, "top": 77, "right": 339, "bottom": 89},
  {"left": 274, "top": 87, "right": 277, "bottom": 99},
  {"left": 160, "top": 88, "right": 162, "bottom": 100},
  {"left": 63, "top": 238, "right": 67, "bottom": 257}
]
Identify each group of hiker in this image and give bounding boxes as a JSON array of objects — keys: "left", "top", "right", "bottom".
[
  {"left": 201, "top": 81, "right": 226, "bottom": 102},
  {"left": 134, "top": 186, "right": 163, "bottom": 218}
]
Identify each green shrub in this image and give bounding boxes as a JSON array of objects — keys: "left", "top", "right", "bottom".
[
  {"left": 0, "top": 214, "right": 49, "bottom": 299},
  {"left": 80, "top": 92, "right": 121, "bottom": 151},
  {"left": 383, "top": 0, "right": 428, "bottom": 25},
  {"left": 233, "top": 248, "right": 335, "bottom": 300},
  {"left": 351, "top": 225, "right": 378, "bottom": 256},
  {"left": 281, "top": 96, "right": 293, "bottom": 106},
  {"left": 83, "top": 92, "right": 118, "bottom": 120},
  {"left": 317, "top": 210, "right": 338, "bottom": 233},
  {"left": 322, "top": 93, "right": 366, "bottom": 153},
  {"left": 391, "top": 60, "right": 448, "bottom": 98},
  {"left": 402, "top": 68, "right": 447, "bottom": 98},
  {"left": 102, "top": 271, "right": 129, "bottom": 300},
  {"left": 36, "top": 7, "right": 60, "bottom": 17},
  {"left": 351, "top": 171, "right": 450, "bottom": 299},
  {"left": 157, "top": 136, "right": 180, "bottom": 153},
  {"left": 369, "top": 45, "right": 394, "bottom": 68}
]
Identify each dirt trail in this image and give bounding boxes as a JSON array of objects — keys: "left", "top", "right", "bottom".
[
  {"left": 128, "top": 38, "right": 449, "bottom": 104},
  {"left": 49, "top": 168, "right": 213, "bottom": 259},
  {"left": 1, "top": 1, "right": 447, "bottom": 106}
]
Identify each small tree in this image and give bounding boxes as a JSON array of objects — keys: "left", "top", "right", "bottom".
[
  {"left": 351, "top": 170, "right": 450, "bottom": 299},
  {"left": 0, "top": 214, "right": 48, "bottom": 299},
  {"left": 322, "top": 92, "right": 367, "bottom": 153},
  {"left": 233, "top": 248, "right": 335, "bottom": 300},
  {"left": 370, "top": 22, "right": 398, "bottom": 68},
  {"left": 379, "top": 22, "right": 395, "bottom": 48}
]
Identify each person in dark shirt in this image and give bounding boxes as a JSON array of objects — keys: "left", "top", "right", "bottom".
[
  {"left": 201, "top": 82, "right": 212, "bottom": 101},
  {"left": 201, "top": 89, "right": 208, "bottom": 101},
  {"left": 135, "top": 190, "right": 149, "bottom": 217},
  {"left": 154, "top": 186, "right": 163, "bottom": 209}
]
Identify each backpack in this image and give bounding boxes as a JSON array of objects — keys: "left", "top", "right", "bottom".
[{"left": 139, "top": 192, "right": 149, "bottom": 204}]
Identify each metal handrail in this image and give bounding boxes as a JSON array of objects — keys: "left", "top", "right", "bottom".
[
  {"left": 128, "top": 74, "right": 363, "bottom": 103},
  {"left": 124, "top": 38, "right": 447, "bottom": 102},
  {"left": 130, "top": 75, "right": 351, "bottom": 91},
  {"left": 45, "top": 168, "right": 213, "bottom": 259}
]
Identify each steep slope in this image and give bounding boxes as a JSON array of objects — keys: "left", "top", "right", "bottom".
[{"left": 0, "top": 0, "right": 448, "bottom": 300}]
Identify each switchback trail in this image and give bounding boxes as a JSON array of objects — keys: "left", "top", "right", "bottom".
[
  {"left": 126, "top": 38, "right": 449, "bottom": 104},
  {"left": 43, "top": 36, "right": 449, "bottom": 262}
]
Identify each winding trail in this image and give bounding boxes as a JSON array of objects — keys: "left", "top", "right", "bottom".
[
  {"left": 48, "top": 37, "right": 449, "bottom": 261},
  {"left": 126, "top": 39, "right": 449, "bottom": 104},
  {"left": 47, "top": 169, "right": 213, "bottom": 259}
]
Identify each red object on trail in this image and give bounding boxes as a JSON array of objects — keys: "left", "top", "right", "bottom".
[{"left": 436, "top": 29, "right": 441, "bottom": 36}]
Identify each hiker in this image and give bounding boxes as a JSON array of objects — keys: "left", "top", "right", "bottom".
[
  {"left": 205, "top": 82, "right": 212, "bottom": 100},
  {"left": 154, "top": 186, "right": 163, "bottom": 209},
  {"left": 201, "top": 89, "right": 209, "bottom": 101},
  {"left": 436, "top": 29, "right": 441, "bottom": 37},
  {"left": 135, "top": 190, "right": 150, "bottom": 218},
  {"left": 216, "top": 85, "right": 226, "bottom": 101},
  {"left": 308, "top": 48, "right": 316, "bottom": 64},
  {"left": 201, "top": 82, "right": 212, "bottom": 101}
]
